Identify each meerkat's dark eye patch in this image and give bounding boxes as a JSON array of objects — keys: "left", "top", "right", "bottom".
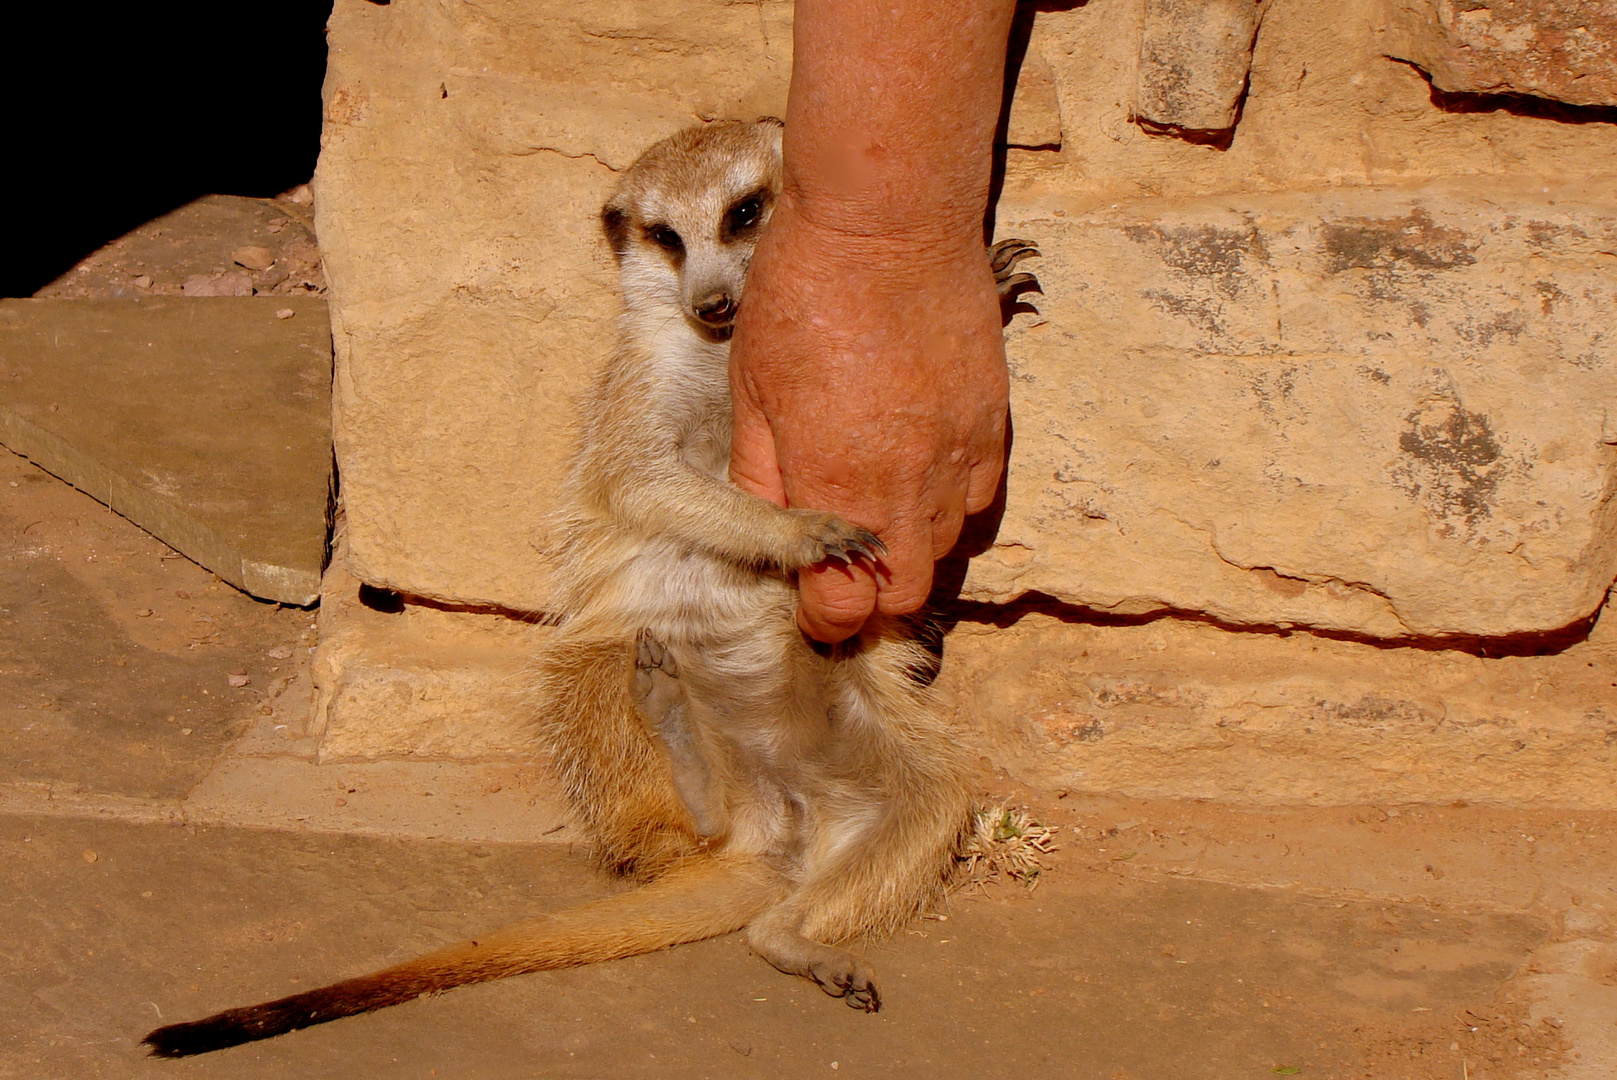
[
  {"left": 722, "top": 189, "right": 771, "bottom": 242},
  {"left": 645, "top": 224, "right": 684, "bottom": 257},
  {"left": 600, "top": 205, "right": 630, "bottom": 257}
]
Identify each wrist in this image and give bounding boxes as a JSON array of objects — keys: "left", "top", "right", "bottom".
[{"left": 763, "top": 187, "right": 989, "bottom": 270}]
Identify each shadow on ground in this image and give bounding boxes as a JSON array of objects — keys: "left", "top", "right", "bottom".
[{"left": 0, "top": 449, "right": 310, "bottom": 798}]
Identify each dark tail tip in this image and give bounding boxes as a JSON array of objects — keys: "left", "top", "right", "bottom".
[
  {"left": 142, "top": 1018, "right": 259, "bottom": 1058},
  {"left": 140, "top": 989, "right": 359, "bottom": 1057},
  {"left": 140, "top": 976, "right": 426, "bottom": 1056}
]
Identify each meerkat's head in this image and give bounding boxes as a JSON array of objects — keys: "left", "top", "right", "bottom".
[{"left": 601, "top": 119, "right": 783, "bottom": 340}]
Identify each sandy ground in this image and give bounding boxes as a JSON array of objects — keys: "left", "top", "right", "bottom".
[{"left": 3, "top": 445, "right": 1614, "bottom": 1080}]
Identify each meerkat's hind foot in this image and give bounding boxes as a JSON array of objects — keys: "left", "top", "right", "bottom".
[
  {"left": 816, "top": 957, "right": 881, "bottom": 1013},
  {"left": 746, "top": 920, "right": 882, "bottom": 1013},
  {"left": 634, "top": 636, "right": 683, "bottom": 716}
]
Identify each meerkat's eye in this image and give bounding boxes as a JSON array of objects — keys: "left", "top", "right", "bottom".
[
  {"left": 723, "top": 190, "right": 771, "bottom": 240},
  {"left": 646, "top": 225, "right": 684, "bottom": 254},
  {"left": 728, "top": 198, "right": 760, "bottom": 231}
]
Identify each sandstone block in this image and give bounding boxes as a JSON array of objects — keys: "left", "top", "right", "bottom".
[
  {"left": 316, "top": 0, "right": 795, "bottom": 611},
  {"left": 1006, "top": 46, "right": 1064, "bottom": 149},
  {"left": 318, "top": 0, "right": 1617, "bottom": 646},
  {"left": 1135, "top": 0, "right": 1262, "bottom": 135},
  {"left": 311, "top": 558, "right": 549, "bottom": 761},
  {"left": 981, "top": 182, "right": 1617, "bottom": 640},
  {"left": 940, "top": 610, "right": 1617, "bottom": 808},
  {"left": 1382, "top": 0, "right": 1617, "bottom": 107}
]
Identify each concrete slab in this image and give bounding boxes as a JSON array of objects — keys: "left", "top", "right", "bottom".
[{"left": 0, "top": 297, "right": 332, "bottom": 604}]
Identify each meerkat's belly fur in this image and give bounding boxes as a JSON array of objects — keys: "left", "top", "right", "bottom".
[{"left": 142, "top": 120, "right": 1038, "bottom": 1057}]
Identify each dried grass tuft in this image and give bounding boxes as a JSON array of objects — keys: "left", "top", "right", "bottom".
[{"left": 953, "top": 805, "right": 1059, "bottom": 893}]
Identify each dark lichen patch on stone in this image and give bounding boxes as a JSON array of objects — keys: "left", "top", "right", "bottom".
[
  {"left": 1322, "top": 209, "right": 1476, "bottom": 273},
  {"left": 1141, "top": 287, "right": 1225, "bottom": 335},
  {"left": 1391, "top": 394, "right": 1506, "bottom": 532},
  {"left": 1124, "top": 221, "right": 1267, "bottom": 299},
  {"left": 1532, "top": 280, "right": 1570, "bottom": 315},
  {"left": 1524, "top": 219, "right": 1589, "bottom": 250},
  {"left": 1249, "top": 363, "right": 1305, "bottom": 424},
  {"left": 1309, "top": 694, "right": 1438, "bottom": 729},
  {"left": 1452, "top": 308, "right": 1528, "bottom": 349}
]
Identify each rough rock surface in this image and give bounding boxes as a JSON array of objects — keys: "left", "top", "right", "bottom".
[
  {"left": 1382, "top": 0, "right": 1617, "bottom": 107},
  {"left": 316, "top": 0, "right": 796, "bottom": 611},
  {"left": 940, "top": 608, "right": 1617, "bottom": 808},
  {"left": 34, "top": 195, "right": 325, "bottom": 300},
  {"left": 1006, "top": 46, "right": 1064, "bottom": 149},
  {"left": 311, "top": 556, "right": 547, "bottom": 761},
  {"left": 1135, "top": 0, "right": 1262, "bottom": 135},
  {"left": 980, "top": 182, "right": 1617, "bottom": 639},
  {"left": 319, "top": 0, "right": 1617, "bottom": 638},
  {"left": 313, "top": 0, "right": 1617, "bottom": 802}
]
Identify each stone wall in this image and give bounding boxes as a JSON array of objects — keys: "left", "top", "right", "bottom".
[{"left": 312, "top": 0, "right": 1617, "bottom": 806}]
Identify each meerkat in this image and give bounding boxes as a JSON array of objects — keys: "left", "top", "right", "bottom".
[{"left": 142, "top": 119, "right": 1039, "bottom": 1058}]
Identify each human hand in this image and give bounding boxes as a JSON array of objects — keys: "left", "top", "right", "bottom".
[{"left": 729, "top": 196, "right": 1009, "bottom": 643}]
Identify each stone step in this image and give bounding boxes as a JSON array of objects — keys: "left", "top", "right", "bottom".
[{"left": 0, "top": 297, "right": 331, "bottom": 604}]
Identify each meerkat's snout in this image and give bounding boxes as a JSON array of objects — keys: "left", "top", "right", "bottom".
[{"left": 692, "top": 289, "right": 737, "bottom": 326}]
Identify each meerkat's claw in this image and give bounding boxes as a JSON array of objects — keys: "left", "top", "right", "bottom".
[
  {"left": 845, "top": 981, "right": 881, "bottom": 1013},
  {"left": 821, "top": 534, "right": 880, "bottom": 565},
  {"left": 988, "top": 238, "right": 1040, "bottom": 275},
  {"left": 792, "top": 513, "right": 887, "bottom": 569},
  {"left": 807, "top": 957, "right": 881, "bottom": 1013},
  {"left": 843, "top": 528, "right": 886, "bottom": 562},
  {"left": 989, "top": 239, "right": 1042, "bottom": 303},
  {"left": 995, "top": 271, "right": 1042, "bottom": 298}
]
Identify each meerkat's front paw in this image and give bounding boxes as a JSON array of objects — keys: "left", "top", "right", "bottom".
[
  {"left": 989, "top": 237, "right": 1041, "bottom": 299},
  {"left": 781, "top": 510, "right": 886, "bottom": 570}
]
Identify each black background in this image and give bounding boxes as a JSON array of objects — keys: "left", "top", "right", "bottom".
[{"left": 3, "top": 3, "right": 333, "bottom": 297}]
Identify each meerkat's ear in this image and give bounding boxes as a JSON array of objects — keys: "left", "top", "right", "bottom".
[
  {"left": 756, "top": 116, "right": 784, "bottom": 128},
  {"left": 601, "top": 202, "right": 631, "bottom": 259}
]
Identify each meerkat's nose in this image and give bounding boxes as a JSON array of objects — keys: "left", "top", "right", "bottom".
[{"left": 693, "top": 291, "right": 737, "bottom": 325}]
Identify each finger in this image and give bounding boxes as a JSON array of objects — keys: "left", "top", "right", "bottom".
[
  {"left": 929, "top": 498, "right": 966, "bottom": 560},
  {"left": 871, "top": 521, "right": 935, "bottom": 617},
  {"left": 963, "top": 419, "right": 1008, "bottom": 516},
  {"left": 728, "top": 371, "right": 789, "bottom": 508},
  {"left": 798, "top": 560, "right": 878, "bottom": 643}
]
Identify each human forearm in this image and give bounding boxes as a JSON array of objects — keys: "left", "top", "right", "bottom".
[
  {"left": 784, "top": 0, "right": 1017, "bottom": 239},
  {"left": 729, "top": 0, "right": 1017, "bottom": 642}
]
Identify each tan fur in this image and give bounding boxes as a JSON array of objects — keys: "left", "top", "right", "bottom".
[
  {"left": 540, "top": 121, "right": 971, "bottom": 997},
  {"left": 143, "top": 121, "right": 1011, "bottom": 1058}
]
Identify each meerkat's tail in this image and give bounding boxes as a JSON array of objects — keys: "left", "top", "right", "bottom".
[{"left": 141, "top": 855, "right": 783, "bottom": 1058}]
